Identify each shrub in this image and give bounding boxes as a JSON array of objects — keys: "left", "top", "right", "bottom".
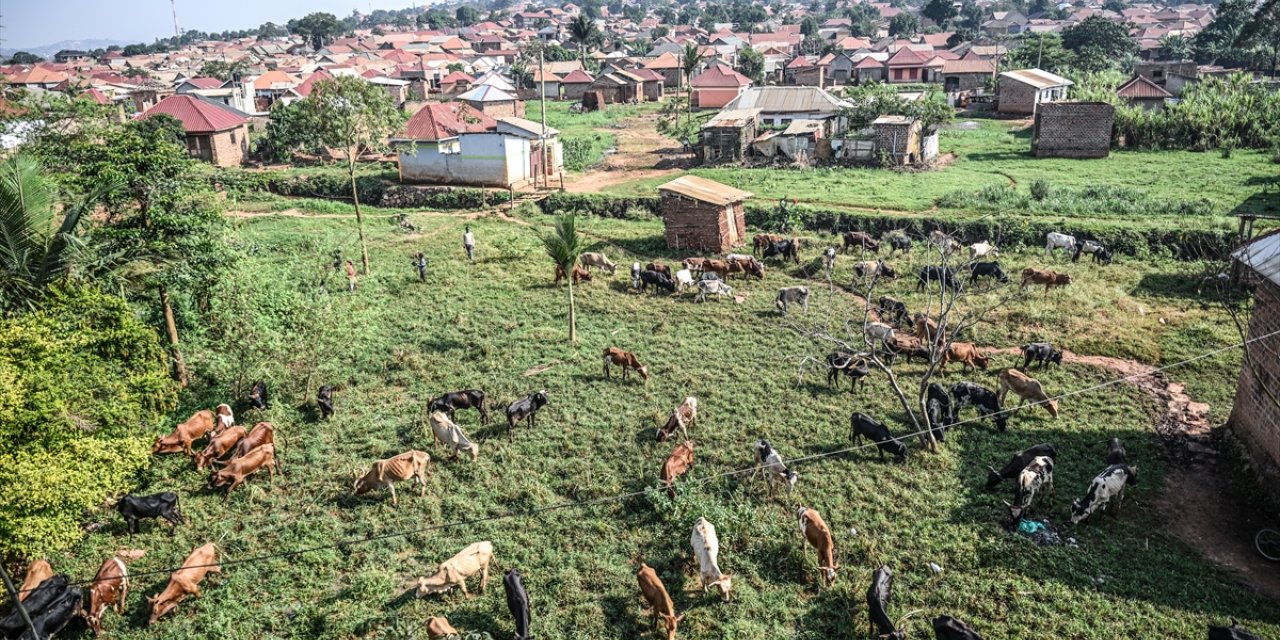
[
  {"left": 537, "top": 192, "right": 660, "bottom": 218},
  {"left": 939, "top": 183, "right": 1214, "bottom": 219},
  {"left": 562, "top": 136, "right": 603, "bottom": 172},
  {"left": 1030, "top": 179, "right": 1050, "bottom": 201}
]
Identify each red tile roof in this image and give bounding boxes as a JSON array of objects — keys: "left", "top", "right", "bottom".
[
  {"left": 629, "top": 68, "right": 663, "bottom": 82},
  {"left": 691, "top": 64, "right": 752, "bottom": 88},
  {"left": 84, "top": 87, "right": 111, "bottom": 105},
  {"left": 854, "top": 56, "right": 885, "bottom": 69},
  {"left": 786, "top": 56, "right": 815, "bottom": 69},
  {"left": 887, "top": 47, "right": 929, "bottom": 67},
  {"left": 295, "top": 70, "right": 332, "bottom": 98},
  {"left": 560, "top": 69, "right": 595, "bottom": 84},
  {"left": 399, "top": 102, "right": 496, "bottom": 141},
  {"left": 441, "top": 71, "right": 476, "bottom": 84},
  {"left": 139, "top": 94, "right": 247, "bottom": 134}
]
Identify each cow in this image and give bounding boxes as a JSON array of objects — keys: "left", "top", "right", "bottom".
[
  {"left": 887, "top": 334, "right": 931, "bottom": 364},
  {"left": 877, "top": 296, "right": 909, "bottom": 328},
  {"left": 352, "top": 450, "right": 431, "bottom": 506},
  {"left": 854, "top": 260, "right": 895, "bottom": 279},
  {"left": 247, "top": 380, "right": 269, "bottom": 410},
  {"left": 823, "top": 247, "right": 837, "bottom": 274},
  {"left": 18, "top": 560, "right": 53, "bottom": 602},
  {"left": 151, "top": 409, "right": 220, "bottom": 456},
  {"left": 2, "top": 575, "right": 70, "bottom": 636},
  {"left": 985, "top": 443, "right": 1058, "bottom": 490},
  {"left": 83, "top": 556, "right": 129, "bottom": 636},
  {"left": 914, "top": 313, "right": 943, "bottom": 345},
  {"left": 951, "top": 382, "right": 1009, "bottom": 431},
  {"left": 1020, "top": 268, "right": 1072, "bottom": 295},
  {"left": 1045, "top": 232, "right": 1077, "bottom": 255},
  {"left": 194, "top": 425, "right": 246, "bottom": 471},
  {"left": 428, "top": 411, "right": 480, "bottom": 461},
  {"left": 691, "top": 518, "right": 732, "bottom": 600},
  {"left": 429, "top": 389, "right": 490, "bottom": 424},
  {"left": 753, "top": 439, "right": 799, "bottom": 495},
  {"left": 753, "top": 234, "right": 784, "bottom": 255},
  {"left": 918, "top": 266, "right": 963, "bottom": 293},
  {"left": 503, "top": 568, "right": 533, "bottom": 640},
  {"left": 580, "top": 252, "right": 618, "bottom": 274},
  {"left": 506, "top": 390, "right": 549, "bottom": 440},
  {"left": 631, "top": 262, "right": 643, "bottom": 289},
  {"left": 646, "top": 261, "right": 672, "bottom": 278},
  {"left": 1020, "top": 342, "right": 1063, "bottom": 370},
  {"left": 212, "top": 403, "right": 234, "bottom": 434},
  {"left": 764, "top": 239, "right": 800, "bottom": 264},
  {"left": 682, "top": 257, "right": 709, "bottom": 274},
  {"left": 1106, "top": 438, "right": 1128, "bottom": 465},
  {"left": 850, "top": 412, "right": 908, "bottom": 462},
  {"left": 674, "top": 269, "right": 696, "bottom": 293},
  {"left": 775, "top": 286, "right": 810, "bottom": 314},
  {"left": 941, "top": 342, "right": 991, "bottom": 372},
  {"left": 661, "top": 441, "right": 695, "bottom": 498},
  {"left": 317, "top": 385, "right": 334, "bottom": 420},
  {"left": 426, "top": 617, "right": 461, "bottom": 639},
  {"left": 416, "top": 541, "right": 494, "bottom": 597},
  {"left": 639, "top": 269, "right": 676, "bottom": 293},
  {"left": 969, "top": 261, "right": 1009, "bottom": 284},
  {"left": 227, "top": 422, "right": 280, "bottom": 472},
  {"left": 697, "top": 279, "right": 734, "bottom": 303},
  {"left": 826, "top": 352, "right": 870, "bottom": 392},
  {"left": 926, "top": 382, "right": 954, "bottom": 442},
  {"left": 1208, "top": 621, "right": 1265, "bottom": 640},
  {"left": 603, "top": 346, "right": 650, "bottom": 383},
  {"left": 1072, "top": 240, "right": 1111, "bottom": 264},
  {"left": 928, "top": 230, "right": 961, "bottom": 255},
  {"left": 636, "top": 563, "right": 683, "bottom": 640},
  {"left": 843, "top": 231, "right": 880, "bottom": 254},
  {"left": 867, "top": 566, "right": 905, "bottom": 640},
  {"left": 1005, "top": 455, "right": 1054, "bottom": 525},
  {"left": 702, "top": 259, "right": 731, "bottom": 280},
  {"left": 1070, "top": 464, "right": 1138, "bottom": 525},
  {"left": 147, "top": 543, "right": 221, "bottom": 625},
  {"left": 728, "top": 255, "right": 764, "bottom": 280},
  {"left": 887, "top": 234, "right": 912, "bottom": 255},
  {"left": 998, "top": 368, "right": 1059, "bottom": 418},
  {"left": 933, "top": 615, "right": 986, "bottom": 639},
  {"left": 209, "top": 443, "right": 276, "bottom": 502},
  {"left": 20, "top": 584, "right": 82, "bottom": 640},
  {"left": 865, "top": 322, "right": 895, "bottom": 344},
  {"left": 554, "top": 264, "right": 593, "bottom": 285},
  {"left": 796, "top": 506, "right": 838, "bottom": 585},
  {"left": 657, "top": 397, "right": 697, "bottom": 442},
  {"left": 116, "top": 492, "right": 184, "bottom": 537},
  {"left": 969, "top": 241, "right": 998, "bottom": 260}
]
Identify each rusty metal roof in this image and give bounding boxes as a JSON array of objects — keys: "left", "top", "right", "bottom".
[
  {"left": 658, "top": 175, "right": 753, "bottom": 205},
  {"left": 723, "top": 86, "right": 850, "bottom": 114}
]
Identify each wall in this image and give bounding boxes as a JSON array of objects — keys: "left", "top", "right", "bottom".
[
  {"left": 1229, "top": 277, "right": 1280, "bottom": 499},
  {"left": 694, "top": 87, "right": 745, "bottom": 109},
  {"left": 563, "top": 82, "right": 592, "bottom": 101},
  {"left": 944, "top": 72, "right": 989, "bottom": 92},
  {"left": 398, "top": 133, "right": 514, "bottom": 187},
  {"left": 660, "top": 193, "right": 737, "bottom": 252},
  {"left": 1032, "top": 102, "right": 1114, "bottom": 158},
  {"left": 998, "top": 79, "right": 1039, "bottom": 114}
]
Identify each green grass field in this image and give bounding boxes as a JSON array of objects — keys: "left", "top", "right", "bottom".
[
  {"left": 526, "top": 101, "right": 664, "bottom": 171},
  {"left": 43, "top": 211, "right": 1274, "bottom": 639}
]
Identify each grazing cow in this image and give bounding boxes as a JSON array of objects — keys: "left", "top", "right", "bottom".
[
  {"left": 725, "top": 252, "right": 753, "bottom": 264},
  {"left": 352, "top": 450, "right": 430, "bottom": 506},
  {"left": 1208, "top": 621, "right": 1265, "bottom": 640},
  {"left": 209, "top": 443, "right": 276, "bottom": 502},
  {"left": 1106, "top": 438, "right": 1128, "bottom": 465},
  {"left": 212, "top": 403, "right": 234, "bottom": 434},
  {"left": 657, "top": 397, "right": 697, "bottom": 442},
  {"left": 661, "top": 441, "right": 695, "bottom": 498},
  {"left": 603, "top": 346, "right": 650, "bottom": 383},
  {"left": 317, "top": 385, "right": 334, "bottom": 420},
  {"left": 503, "top": 569, "right": 533, "bottom": 640},
  {"left": 194, "top": 425, "right": 247, "bottom": 471},
  {"left": 147, "top": 543, "right": 221, "bottom": 625},
  {"left": 918, "top": 266, "right": 964, "bottom": 293},
  {"left": 926, "top": 382, "right": 954, "bottom": 442},
  {"left": 753, "top": 439, "right": 799, "bottom": 495},
  {"left": 914, "top": 313, "right": 943, "bottom": 345},
  {"left": 682, "top": 257, "right": 709, "bottom": 274},
  {"left": 697, "top": 279, "right": 734, "bottom": 303},
  {"left": 1045, "top": 232, "right": 1077, "bottom": 255},
  {"left": 823, "top": 247, "right": 837, "bottom": 273},
  {"left": 18, "top": 560, "right": 53, "bottom": 602},
  {"left": 998, "top": 369, "right": 1059, "bottom": 418},
  {"left": 843, "top": 231, "right": 880, "bottom": 254},
  {"left": 1070, "top": 464, "right": 1138, "bottom": 525},
  {"left": 674, "top": 269, "right": 696, "bottom": 293},
  {"left": 639, "top": 269, "right": 676, "bottom": 293},
  {"left": 1005, "top": 455, "right": 1054, "bottom": 525},
  {"left": 877, "top": 296, "right": 910, "bottom": 327},
  {"left": 1020, "top": 342, "right": 1063, "bottom": 370},
  {"left": 1020, "top": 268, "right": 1072, "bottom": 295},
  {"left": 796, "top": 507, "right": 838, "bottom": 585},
  {"left": 969, "top": 261, "right": 1009, "bottom": 284},
  {"left": 645, "top": 261, "right": 671, "bottom": 278},
  {"left": 151, "top": 409, "right": 220, "bottom": 456},
  {"left": 428, "top": 411, "right": 480, "bottom": 461},
  {"left": 116, "top": 492, "right": 184, "bottom": 537},
  {"left": 429, "top": 389, "right": 490, "bottom": 424},
  {"left": 866, "top": 322, "right": 895, "bottom": 344},
  {"left": 854, "top": 260, "right": 895, "bottom": 279},
  {"left": 753, "top": 234, "right": 784, "bottom": 255},
  {"left": 637, "top": 564, "right": 683, "bottom": 640},
  {"left": 426, "top": 617, "right": 461, "bottom": 639},
  {"left": 631, "top": 262, "right": 643, "bottom": 289},
  {"left": 969, "top": 241, "right": 998, "bottom": 260},
  {"left": 764, "top": 240, "right": 800, "bottom": 264},
  {"left": 887, "top": 334, "right": 931, "bottom": 364},
  {"left": 20, "top": 584, "right": 82, "bottom": 640},
  {"left": 826, "top": 352, "right": 870, "bottom": 392},
  {"left": 941, "top": 342, "right": 991, "bottom": 372},
  {"left": 867, "top": 566, "right": 905, "bottom": 640},
  {"left": 247, "top": 380, "right": 269, "bottom": 410},
  {"left": 227, "top": 422, "right": 280, "bottom": 471},
  {"left": 580, "top": 252, "right": 618, "bottom": 274},
  {"left": 691, "top": 518, "right": 732, "bottom": 600},
  {"left": 506, "top": 390, "right": 549, "bottom": 440},
  {"left": 700, "top": 259, "right": 731, "bottom": 280},
  {"left": 984, "top": 443, "right": 1058, "bottom": 490},
  {"left": 888, "top": 234, "right": 912, "bottom": 255},
  {"left": 933, "top": 615, "right": 986, "bottom": 640},
  {"left": 950, "top": 382, "right": 1009, "bottom": 431},
  {"left": 554, "top": 264, "right": 593, "bottom": 285},
  {"left": 1072, "top": 240, "right": 1111, "bottom": 264},
  {"left": 2, "top": 575, "right": 70, "bottom": 636},
  {"left": 728, "top": 256, "right": 764, "bottom": 279},
  {"left": 775, "top": 286, "right": 810, "bottom": 314},
  {"left": 83, "top": 556, "right": 129, "bottom": 636},
  {"left": 850, "top": 412, "right": 908, "bottom": 462},
  {"left": 416, "top": 541, "right": 494, "bottom": 597},
  {"left": 928, "top": 230, "right": 961, "bottom": 255}
]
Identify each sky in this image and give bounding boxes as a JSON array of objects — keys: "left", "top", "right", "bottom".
[{"left": 1, "top": 0, "right": 416, "bottom": 51}]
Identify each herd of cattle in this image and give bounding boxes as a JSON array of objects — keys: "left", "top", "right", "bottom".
[{"left": 4, "top": 227, "right": 1269, "bottom": 640}]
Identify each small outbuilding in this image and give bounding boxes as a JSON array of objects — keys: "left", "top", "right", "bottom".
[
  {"left": 560, "top": 69, "right": 595, "bottom": 101},
  {"left": 998, "top": 68, "right": 1072, "bottom": 115},
  {"left": 1031, "top": 101, "right": 1114, "bottom": 158},
  {"left": 1228, "top": 228, "right": 1280, "bottom": 498},
  {"left": 657, "top": 175, "right": 753, "bottom": 253},
  {"left": 138, "top": 94, "right": 250, "bottom": 167},
  {"left": 700, "top": 108, "right": 761, "bottom": 164},
  {"left": 1115, "top": 75, "right": 1172, "bottom": 111},
  {"left": 457, "top": 84, "right": 525, "bottom": 118}
]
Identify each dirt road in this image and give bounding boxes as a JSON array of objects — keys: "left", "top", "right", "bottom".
[{"left": 562, "top": 111, "right": 689, "bottom": 193}]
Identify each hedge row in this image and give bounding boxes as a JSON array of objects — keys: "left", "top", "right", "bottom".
[
  {"left": 536, "top": 192, "right": 660, "bottom": 219},
  {"left": 210, "top": 168, "right": 493, "bottom": 211}
]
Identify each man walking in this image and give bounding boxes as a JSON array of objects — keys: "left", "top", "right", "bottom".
[
  {"left": 463, "top": 225, "right": 476, "bottom": 263},
  {"left": 345, "top": 260, "right": 358, "bottom": 292},
  {"left": 411, "top": 252, "right": 428, "bottom": 281}
]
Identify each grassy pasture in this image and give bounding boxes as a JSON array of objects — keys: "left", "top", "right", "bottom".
[{"left": 43, "top": 211, "right": 1274, "bottom": 639}]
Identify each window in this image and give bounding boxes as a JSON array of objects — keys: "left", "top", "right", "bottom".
[{"left": 893, "top": 68, "right": 903, "bottom": 81}]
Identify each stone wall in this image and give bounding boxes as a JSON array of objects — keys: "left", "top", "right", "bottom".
[
  {"left": 1230, "top": 277, "right": 1280, "bottom": 499},
  {"left": 1032, "top": 102, "right": 1114, "bottom": 158}
]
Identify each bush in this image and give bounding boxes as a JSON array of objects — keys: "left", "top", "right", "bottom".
[
  {"left": 939, "top": 183, "right": 1214, "bottom": 219},
  {"left": 1030, "top": 179, "right": 1051, "bottom": 201},
  {"left": 537, "top": 192, "right": 660, "bottom": 219},
  {"left": 562, "top": 135, "right": 605, "bottom": 172}
]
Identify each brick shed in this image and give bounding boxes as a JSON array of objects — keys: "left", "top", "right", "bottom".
[
  {"left": 1031, "top": 102, "right": 1114, "bottom": 159},
  {"left": 1228, "top": 229, "right": 1280, "bottom": 498},
  {"left": 657, "top": 176, "right": 753, "bottom": 253}
]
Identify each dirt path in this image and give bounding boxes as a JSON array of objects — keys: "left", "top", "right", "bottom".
[{"left": 563, "top": 111, "right": 690, "bottom": 193}]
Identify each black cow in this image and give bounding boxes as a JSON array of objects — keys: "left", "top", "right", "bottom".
[
  {"left": 116, "top": 492, "right": 184, "bottom": 536},
  {"left": 888, "top": 235, "right": 912, "bottom": 255},
  {"left": 504, "top": 568, "right": 533, "bottom": 640},
  {"left": 1, "top": 576, "right": 70, "bottom": 636},
  {"left": 1106, "top": 437, "right": 1128, "bottom": 465},
  {"left": 764, "top": 240, "right": 800, "bottom": 264},
  {"left": 877, "top": 296, "right": 910, "bottom": 328},
  {"left": 925, "top": 382, "right": 954, "bottom": 442},
  {"left": 951, "top": 382, "right": 1008, "bottom": 431},
  {"left": 826, "top": 352, "right": 870, "bottom": 392},
  {"left": 866, "top": 566, "right": 904, "bottom": 640},
  {"left": 969, "top": 261, "right": 1009, "bottom": 283},
  {"left": 638, "top": 270, "right": 676, "bottom": 293},
  {"left": 1208, "top": 620, "right": 1265, "bottom": 640},
  {"left": 933, "top": 615, "right": 985, "bottom": 639},
  {"left": 21, "top": 586, "right": 82, "bottom": 640},
  {"left": 247, "top": 380, "right": 269, "bottom": 410},
  {"left": 917, "top": 266, "right": 963, "bottom": 293},
  {"left": 850, "top": 413, "right": 907, "bottom": 462},
  {"left": 985, "top": 443, "right": 1058, "bottom": 490},
  {"left": 429, "top": 389, "right": 490, "bottom": 424},
  {"left": 506, "top": 390, "right": 549, "bottom": 440},
  {"left": 317, "top": 385, "right": 334, "bottom": 420},
  {"left": 1020, "top": 342, "right": 1063, "bottom": 370}
]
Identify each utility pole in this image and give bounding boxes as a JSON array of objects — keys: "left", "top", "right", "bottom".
[
  {"left": 1037, "top": 33, "right": 1044, "bottom": 69},
  {"left": 539, "top": 48, "right": 549, "bottom": 190},
  {"left": 171, "top": 0, "right": 182, "bottom": 37},
  {"left": 0, "top": 564, "right": 37, "bottom": 640}
]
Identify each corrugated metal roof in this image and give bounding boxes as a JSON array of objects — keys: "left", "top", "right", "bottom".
[
  {"left": 1234, "top": 229, "right": 1280, "bottom": 287},
  {"left": 783, "top": 119, "right": 823, "bottom": 135},
  {"left": 1000, "top": 68, "right": 1073, "bottom": 89},
  {"left": 723, "top": 86, "right": 849, "bottom": 114},
  {"left": 943, "top": 58, "right": 996, "bottom": 74},
  {"left": 457, "top": 84, "right": 516, "bottom": 102},
  {"left": 658, "top": 175, "right": 753, "bottom": 205},
  {"left": 703, "top": 108, "right": 762, "bottom": 128},
  {"left": 138, "top": 95, "right": 247, "bottom": 134}
]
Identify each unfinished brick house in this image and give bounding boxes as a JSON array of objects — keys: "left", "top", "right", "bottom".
[
  {"left": 1031, "top": 102, "right": 1114, "bottom": 158},
  {"left": 657, "top": 176, "right": 752, "bottom": 253},
  {"left": 1229, "top": 229, "right": 1280, "bottom": 498}
]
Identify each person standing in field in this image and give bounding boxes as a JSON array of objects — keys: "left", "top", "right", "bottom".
[
  {"left": 463, "top": 225, "right": 476, "bottom": 263},
  {"left": 345, "top": 260, "right": 358, "bottom": 292},
  {"left": 411, "top": 252, "right": 428, "bottom": 281},
  {"left": 332, "top": 249, "right": 343, "bottom": 272}
]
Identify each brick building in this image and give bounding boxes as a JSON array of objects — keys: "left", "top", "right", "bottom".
[
  {"left": 1229, "top": 230, "right": 1280, "bottom": 499},
  {"left": 998, "top": 68, "right": 1072, "bottom": 115},
  {"left": 1031, "top": 102, "right": 1115, "bottom": 158},
  {"left": 657, "top": 176, "right": 752, "bottom": 253},
  {"left": 138, "top": 95, "right": 250, "bottom": 167}
]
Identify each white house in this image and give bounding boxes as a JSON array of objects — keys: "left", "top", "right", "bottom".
[{"left": 393, "top": 102, "right": 562, "bottom": 188}]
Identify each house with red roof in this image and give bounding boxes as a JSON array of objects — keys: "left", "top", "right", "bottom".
[
  {"left": 886, "top": 47, "right": 932, "bottom": 83},
  {"left": 392, "top": 102, "right": 562, "bottom": 188},
  {"left": 560, "top": 69, "right": 595, "bottom": 101},
  {"left": 138, "top": 94, "right": 249, "bottom": 167},
  {"left": 643, "top": 51, "right": 684, "bottom": 88},
  {"left": 690, "top": 63, "right": 753, "bottom": 109},
  {"left": 440, "top": 71, "right": 477, "bottom": 95}
]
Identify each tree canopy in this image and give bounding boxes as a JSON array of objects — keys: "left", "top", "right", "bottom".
[{"left": 289, "top": 12, "right": 342, "bottom": 50}]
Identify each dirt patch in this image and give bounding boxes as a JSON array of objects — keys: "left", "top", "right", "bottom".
[{"left": 563, "top": 111, "right": 692, "bottom": 194}]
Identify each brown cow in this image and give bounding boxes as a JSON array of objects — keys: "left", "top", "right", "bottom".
[
  {"left": 147, "top": 543, "right": 221, "bottom": 625},
  {"left": 353, "top": 450, "right": 431, "bottom": 505},
  {"left": 913, "top": 313, "right": 943, "bottom": 345},
  {"left": 227, "top": 422, "right": 281, "bottom": 473},
  {"left": 426, "top": 617, "right": 461, "bottom": 639},
  {"left": 18, "top": 560, "right": 53, "bottom": 602},
  {"left": 555, "top": 264, "right": 593, "bottom": 285},
  {"left": 657, "top": 396, "right": 697, "bottom": 442},
  {"left": 646, "top": 261, "right": 671, "bottom": 277},
  {"left": 209, "top": 443, "right": 276, "bottom": 502},
  {"left": 842, "top": 231, "right": 879, "bottom": 254},
  {"left": 753, "top": 234, "right": 784, "bottom": 255},
  {"left": 194, "top": 425, "right": 246, "bottom": 470},
  {"left": 603, "top": 347, "right": 650, "bottom": 383},
  {"left": 151, "top": 409, "right": 219, "bottom": 456},
  {"left": 682, "top": 257, "right": 709, "bottom": 273},
  {"left": 797, "top": 506, "right": 838, "bottom": 585},
  {"left": 728, "top": 256, "right": 764, "bottom": 279},
  {"left": 702, "top": 259, "right": 731, "bottom": 279},
  {"left": 637, "top": 563, "right": 683, "bottom": 640},
  {"left": 83, "top": 556, "right": 129, "bottom": 635},
  {"left": 998, "top": 368, "right": 1060, "bottom": 418},
  {"left": 941, "top": 342, "right": 991, "bottom": 372},
  {"left": 661, "top": 441, "right": 695, "bottom": 498},
  {"left": 1021, "top": 268, "right": 1072, "bottom": 295}
]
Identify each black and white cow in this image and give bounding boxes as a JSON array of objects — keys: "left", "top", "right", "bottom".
[
  {"left": 1208, "top": 620, "right": 1266, "bottom": 640},
  {"left": 933, "top": 615, "right": 986, "bottom": 640},
  {"left": 506, "top": 390, "right": 549, "bottom": 440},
  {"left": 754, "top": 439, "right": 799, "bottom": 495},
  {"left": 1073, "top": 240, "right": 1113, "bottom": 264},
  {"left": 503, "top": 568, "right": 533, "bottom": 640},
  {"left": 1070, "top": 464, "right": 1138, "bottom": 525},
  {"left": 826, "top": 352, "right": 870, "bottom": 392},
  {"left": 764, "top": 239, "right": 800, "bottom": 264},
  {"left": 925, "top": 382, "right": 954, "bottom": 442},
  {"left": 984, "top": 443, "right": 1058, "bottom": 490},
  {"left": 917, "top": 266, "right": 964, "bottom": 293},
  {"left": 866, "top": 566, "right": 905, "bottom": 640},
  {"left": 429, "top": 389, "right": 490, "bottom": 424},
  {"left": 850, "top": 412, "right": 907, "bottom": 462},
  {"left": 950, "top": 382, "right": 1009, "bottom": 431},
  {"left": 1020, "top": 342, "right": 1063, "bottom": 370},
  {"left": 116, "top": 492, "right": 184, "bottom": 536},
  {"left": 639, "top": 269, "right": 676, "bottom": 293},
  {"left": 248, "top": 380, "right": 269, "bottom": 410},
  {"left": 317, "top": 385, "right": 335, "bottom": 420},
  {"left": 775, "top": 286, "right": 810, "bottom": 314},
  {"left": 969, "top": 261, "right": 1009, "bottom": 284},
  {"left": 1005, "top": 455, "right": 1054, "bottom": 526}
]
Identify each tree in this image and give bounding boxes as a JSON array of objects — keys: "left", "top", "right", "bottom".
[
  {"left": 948, "top": 29, "right": 976, "bottom": 48},
  {"left": 1236, "top": 0, "right": 1280, "bottom": 76},
  {"left": 569, "top": 15, "right": 600, "bottom": 64},
  {"left": 957, "top": 1, "right": 985, "bottom": 30},
  {"left": 1102, "top": 0, "right": 1125, "bottom": 14},
  {"left": 801, "top": 16, "right": 821, "bottom": 37},
  {"left": 198, "top": 59, "right": 248, "bottom": 82},
  {"left": 736, "top": 47, "right": 766, "bottom": 84},
  {"left": 1159, "top": 34, "right": 1192, "bottom": 61},
  {"left": 1061, "top": 15, "right": 1138, "bottom": 69},
  {"left": 5, "top": 51, "right": 43, "bottom": 65},
  {"left": 680, "top": 42, "right": 704, "bottom": 130},
  {"left": 290, "top": 12, "right": 342, "bottom": 50},
  {"left": 258, "top": 21, "right": 287, "bottom": 38},
  {"left": 456, "top": 5, "right": 482, "bottom": 25},
  {"left": 1006, "top": 33, "right": 1074, "bottom": 74},
  {"left": 889, "top": 13, "right": 921, "bottom": 37},
  {"left": 923, "top": 0, "right": 958, "bottom": 28},
  {"left": 1192, "top": 0, "right": 1251, "bottom": 64},
  {"left": 541, "top": 215, "right": 585, "bottom": 342}
]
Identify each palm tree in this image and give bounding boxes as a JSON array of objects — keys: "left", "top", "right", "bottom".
[
  {"left": 569, "top": 15, "right": 599, "bottom": 67},
  {"left": 680, "top": 42, "right": 704, "bottom": 129},
  {"left": 540, "top": 214, "right": 585, "bottom": 343}
]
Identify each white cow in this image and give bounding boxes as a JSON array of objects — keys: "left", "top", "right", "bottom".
[
  {"left": 698, "top": 279, "right": 733, "bottom": 303},
  {"left": 865, "top": 321, "right": 895, "bottom": 343},
  {"left": 428, "top": 411, "right": 479, "bottom": 461},
  {"left": 416, "top": 541, "right": 494, "bottom": 597},
  {"left": 969, "top": 241, "right": 998, "bottom": 260},
  {"left": 674, "top": 269, "right": 696, "bottom": 293},
  {"left": 754, "top": 439, "right": 799, "bottom": 495},
  {"left": 630, "top": 262, "right": 642, "bottom": 289},
  {"left": 1070, "top": 464, "right": 1138, "bottom": 525},
  {"left": 928, "top": 230, "right": 961, "bottom": 255},
  {"left": 579, "top": 252, "right": 617, "bottom": 274},
  {"left": 691, "top": 517, "right": 732, "bottom": 600},
  {"left": 775, "top": 286, "right": 810, "bottom": 314},
  {"left": 1045, "top": 232, "right": 1077, "bottom": 255}
]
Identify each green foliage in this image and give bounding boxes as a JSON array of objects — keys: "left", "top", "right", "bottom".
[
  {"left": 1159, "top": 34, "right": 1192, "bottom": 61},
  {"left": 736, "top": 47, "right": 766, "bottom": 84},
  {"left": 455, "top": 5, "right": 482, "bottom": 25},
  {"left": 1005, "top": 33, "right": 1075, "bottom": 75},
  {"left": 197, "top": 59, "right": 248, "bottom": 82},
  {"left": 938, "top": 181, "right": 1216, "bottom": 220},
  {"left": 1192, "top": 0, "right": 1254, "bottom": 65},
  {"left": 656, "top": 96, "right": 702, "bottom": 145},
  {"left": 1113, "top": 73, "right": 1280, "bottom": 150},
  {"left": 1030, "top": 178, "right": 1050, "bottom": 201},
  {"left": 5, "top": 51, "right": 44, "bottom": 65},
  {"left": 841, "top": 84, "right": 955, "bottom": 132},
  {"left": 1062, "top": 15, "right": 1139, "bottom": 71},
  {"left": 288, "top": 12, "right": 342, "bottom": 49},
  {"left": 536, "top": 192, "right": 660, "bottom": 218},
  {"left": 922, "top": 0, "right": 958, "bottom": 27},
  {"left": 889, "top": 12, "right": 920, "bottom": 36},
  {"left": 274, "top": 77, "right": 407, "bottom": 164},
  {"left": 562, "top": 136, "right": 605, "bottom": 172}
]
